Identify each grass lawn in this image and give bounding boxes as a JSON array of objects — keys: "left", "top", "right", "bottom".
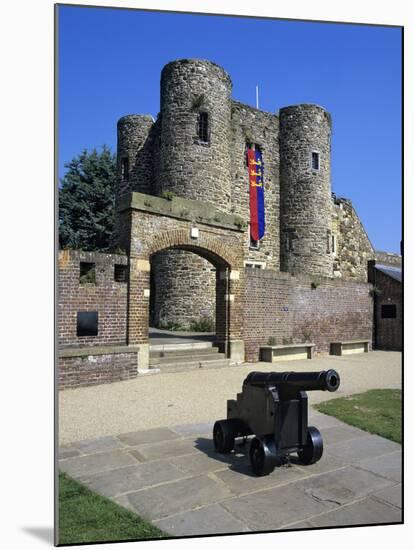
[
  {"left": 314, "top": 389, "right": 401, "bottom": 444},
  {"left": 58, "top": 471, "right": 167, "bottom": 545}
]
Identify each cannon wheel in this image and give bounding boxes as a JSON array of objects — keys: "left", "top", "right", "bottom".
[
  {"left": 298, "top": 426, "right": 323, "bottom": 465},
  {"left": 213, "top": 419, "right": 239, "bottom": 453},
  {"left": 249, "top": 436, "right": 279, "bottom": 476}
]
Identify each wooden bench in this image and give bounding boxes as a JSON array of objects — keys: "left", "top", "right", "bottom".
[
  {"left": 330, "top": 340, "right": 370, "bottom": 356},
  {"left": 260, "top": 343, "right": 315, "bottom": 362}
]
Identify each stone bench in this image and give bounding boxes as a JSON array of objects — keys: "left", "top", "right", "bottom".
[
  {"left": 330, "top": 340, "right": 370, "bottom": 356},
  {"left": 260, "top": 343, "right": 315, "bottom": 362}
]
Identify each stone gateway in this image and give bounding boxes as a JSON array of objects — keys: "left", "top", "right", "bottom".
[{"left": 58, "top": 58, "right": 401, "bottom": 389}]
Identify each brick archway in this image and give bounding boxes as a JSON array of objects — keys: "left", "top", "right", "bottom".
[{"left": 118, "top": 193, "right": 246, "bottom": 369}]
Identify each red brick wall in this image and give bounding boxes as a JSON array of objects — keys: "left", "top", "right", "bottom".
[
  {"left": 59, "top": 352, "right": 137, "bottom": 389},
  {"left": 374, "top": 271, "right": 402, "bottom": 351},
  {"left": 244, "top": 269, "right": 373, "bottom": 361},
  {"left": 58, "top": 250, "right": 128, "bottom": 348}
]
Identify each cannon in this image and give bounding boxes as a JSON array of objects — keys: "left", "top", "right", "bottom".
[{"left": 213, "top": 370, "right": 340, "bottom": 476}]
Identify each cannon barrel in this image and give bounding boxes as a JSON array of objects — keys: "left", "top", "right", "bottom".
[{"left": 243, "top": 370, "right": 340, "bottom": 392}]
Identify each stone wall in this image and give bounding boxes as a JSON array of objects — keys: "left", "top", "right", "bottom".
[
  {"left": 150, "top": 249, "right": 216, "bottom": 330},
  {"left": 230, "top": 100, "right": 280, "bottom": 269},
  {"left": 58, "top": 249, "right": 128, "bottom": 348},
  {"left": 244, "top": 268, "right": 373, "bottom": 361},
  {"left": 374, "top": 250, "right": 402, "bottom": 267},
  {"left": 332, "top": 196, "right": 374, "bottom": 281}
]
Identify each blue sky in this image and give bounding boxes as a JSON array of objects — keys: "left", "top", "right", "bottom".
[{"left": 58, "top": 5, "right": 402, "bottom": 253}]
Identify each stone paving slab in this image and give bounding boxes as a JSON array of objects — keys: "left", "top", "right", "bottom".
[
  {"left": 353, "top": 451, "right": 402, "bottom": 483},
  {"left": 59, "top": 449, "right": 138, "bottom": 478},
  {"left": 221, "top": 481, "right": 332, "bottom": 530},
  {"left": 171, "top": 422, "right": 214, "bottom": 437},
  {"left": 74, "top": 436, "right": 125, "bottom": 455},
  {"left": 58, "top": 417, "right": 402, "bottom": 538},
  {"left": 305, "top": 495, "right": 402, "bottom": 527},
  {"left": 78, "top": 461, "right": 187, "bottom": 498},
  {"left": 128, "top": 438, "right": 199, "bottom": 462},
  {"left": 372, "top": 484, "right": 402, "bottom": 509},
  {"left": 325, "top": 433, "right": 401, "bottom": 462},
  {"left": 298, "top": 465, "right": 395, "bottom": 506},
  {"left": 121, "top": 474, "right": 234, "bottom": 521},
  {"left": 152, "top": 504, "right": 250, "bottom": 536},
  {"left": 117, "top": 427, "right": 180, "bottom": 447}
]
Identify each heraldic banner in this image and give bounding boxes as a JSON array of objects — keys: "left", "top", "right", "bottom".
[{"left": 247, "top": 148, "right": 265, "bottom": 241}]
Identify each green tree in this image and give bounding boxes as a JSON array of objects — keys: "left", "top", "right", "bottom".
[{"left": 59, "top": 146, "right": 117, "bottom": 251}]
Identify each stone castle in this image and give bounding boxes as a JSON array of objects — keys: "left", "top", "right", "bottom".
[
  {"left": 116, "top": 58, "right": 373, "bottom": 330},
  {"left": 58, "top": 58, "right": 401, "bottom": 389}
]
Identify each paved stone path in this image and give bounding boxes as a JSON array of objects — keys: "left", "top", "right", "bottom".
[{"left": 59, "top": 410, "right": 402, "bottom": 537}]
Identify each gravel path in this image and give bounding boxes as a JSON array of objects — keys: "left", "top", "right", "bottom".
[{"left": 59, "top": 350, "right": 402, "bottom": 445}]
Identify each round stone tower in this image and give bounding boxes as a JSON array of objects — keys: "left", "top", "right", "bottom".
[
  {"left": 116, "top": 114, "right": 155, "bottom": 199},
  {"left": 279, "top": 104, "right": 333, "bottom": 277},
  {"left": 155, "top": 59, "right": 233, "bottom": 210}
]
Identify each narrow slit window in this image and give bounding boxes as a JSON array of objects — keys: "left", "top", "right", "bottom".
[
  {"left": 121, "top": 157, "right": 129, "bottom": 181},
  {"left": 79, "top": 262, "right": 96, "bottom": 284},
  {"left": 198, "top": 112, "right": 209, "bottom": 142},
  {"left": 311, "top": 152, "right": 320, "bottom": 171},
  {"left": 332, "top": 234, "right": 336, "bottom": 254},
  {"left": 326, "top": 231, "right": 331, "bottom": 254}
]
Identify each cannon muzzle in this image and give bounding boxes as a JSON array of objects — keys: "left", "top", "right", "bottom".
[{"left": 243, "top": 370, "right": 340, "bottom": 393}]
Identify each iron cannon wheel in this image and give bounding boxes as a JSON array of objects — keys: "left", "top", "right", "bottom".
[
  {"left": 297, "top": 426, "right": 323, "bottom": 465},
  {"left": 249, "top": 435, "right": 279, "bottom": 476},
  {"left": 213, "top": 419, "right": 238, "bottom": 453}
]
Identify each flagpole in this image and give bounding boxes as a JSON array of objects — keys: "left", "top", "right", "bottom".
[{"left": 256, "top": 85, "right": 259, "bottom": 109}]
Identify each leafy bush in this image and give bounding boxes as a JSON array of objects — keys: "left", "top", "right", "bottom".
[{"left": 190, "top": 316, "right": 215, "bottom": 332}]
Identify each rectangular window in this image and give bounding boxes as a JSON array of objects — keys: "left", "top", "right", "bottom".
[
  {"left": 381, "top": 304, "right": 397, "bottom": 319},
  {"left": 332, "top": 234, "right": 336, "bottom": 254},
  {"left": 311, "top": 151, "right": 320, "bottom": 171},
  {"left": 121, "top": 157, "right": 129, "bottom": 181},
  {"left": 79, "top": 262, "right": 96, "bottom": 284},
  {"left": 250, "top": 236, "right": 260, "bottom": 250},
  {"left": 77, "top": 311, "right": 98, "bottom": 337},
  {"left": 114, "top": 264, "right": 128, "bottom": 283},
  {"left": 198, "top": 112, "right": 209, "bottom": 142}
]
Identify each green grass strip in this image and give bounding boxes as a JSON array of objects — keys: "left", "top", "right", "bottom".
[
  {"left": 314, "top": 389, "right": 401, "bottom": 444},
  {"left": 58, "top": 471, "right": 167, "bottom": 545}
]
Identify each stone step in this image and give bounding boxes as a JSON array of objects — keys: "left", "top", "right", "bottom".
[
  {"left": 150, "top": 351, "right": 225, "bottom": 366},
  {"left": 149, "top": 341, "right": 214, "bottom": 353},
  {"left": 149, "top": 347, "right": 219, "bottom": 359},
  {"left": 149, "top": 358, "right": 232, "bottom": 373}
]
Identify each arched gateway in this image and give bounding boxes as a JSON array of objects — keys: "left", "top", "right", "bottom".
[{"left": 117, "top": 191, "right": 247, "bottom": 369}]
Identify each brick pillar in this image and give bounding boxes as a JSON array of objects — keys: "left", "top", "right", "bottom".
[{"left": 128, "top": 257, "right": 151, "bottom": 369}]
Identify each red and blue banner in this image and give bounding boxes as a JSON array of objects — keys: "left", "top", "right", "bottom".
[{"left": 248, "top": 148, "right": 265, "bottom": 241}]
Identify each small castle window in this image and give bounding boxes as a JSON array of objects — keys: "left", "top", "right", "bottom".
[
  {"left": 77, "top": 311, "right": 98, "bottom": 337},
  {"left": 250, "top": 236, "right": 260, "bottom": 250},
  {"left": 121, "top": 157, "right": 129, "bottom": 181},
  {"left": 79, "top": 262, "right": 96, "bottom": 284},
  {"left": 311, "top": 152, "right": 320, "bottom": 171},
  {"left": 381, "top": 304, "right": 397, "bottom": 319},
  {"left": 331, "top": 234, "right": 336, "bottom": 254},
  {"left": 114, "top": 264, "right": 128, "bottom": 283},
  {"left": 198, "top": 112, "right": 209, "bottom": 143}
]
